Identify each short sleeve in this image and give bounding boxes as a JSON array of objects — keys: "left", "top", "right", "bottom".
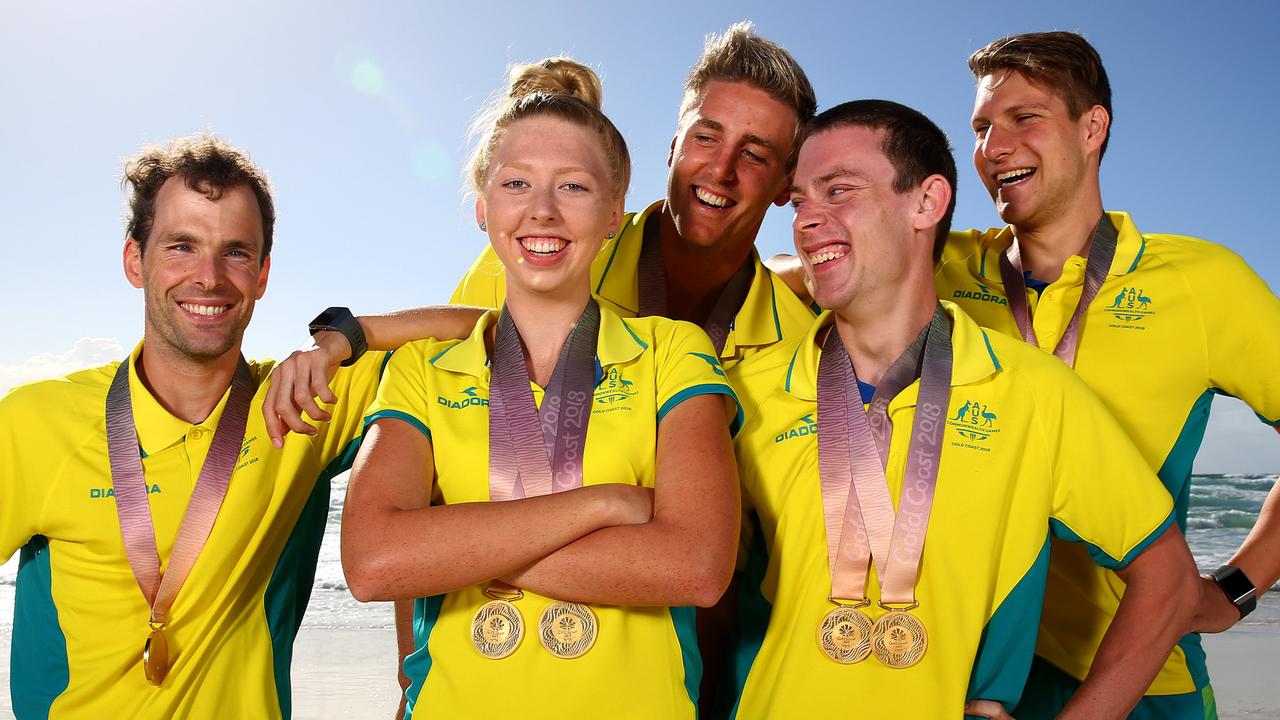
[
  {"left": 363, "top": 341, "right": 438, "bottom": 442},
  {"left": 653, "top": 320, "right": 743, "bottom": 434},
  {"left": 451, "top": 245, "right": 508, "bottom": 308},
  {"left": 0, "top": 385, "right": 46, "bottom": 561},
  {"left": 1198, "top": 246, "right": 1280, "bottom": 428},
  {"left": 1034, "top": 364, "right": 1175, "bottom": 569}
]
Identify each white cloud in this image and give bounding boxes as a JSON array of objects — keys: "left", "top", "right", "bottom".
[{"left": 0, "top": 338, "right": 126, "bottom": 396}]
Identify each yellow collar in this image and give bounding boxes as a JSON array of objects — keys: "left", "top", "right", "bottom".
[
  {"left": 980, "top": 210, "right": 1147, "bottom": 280},
  {"left": 782, "top": 302, "right": 1001, "bottom": 407},
  {"left": 125, "top": 342, "right": 234, "bottom": 457},
  {"left": 429, "top": 304, "right": 648, "bottom": 379}
]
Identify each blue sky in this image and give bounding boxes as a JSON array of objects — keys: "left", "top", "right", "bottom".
[{"left": 1, "top": 0, "right": 1277, "bottom": 471}]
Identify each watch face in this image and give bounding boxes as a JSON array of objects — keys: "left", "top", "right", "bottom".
[{"left": 1214, "top": 566, "right": 1257, "bottom": 607}]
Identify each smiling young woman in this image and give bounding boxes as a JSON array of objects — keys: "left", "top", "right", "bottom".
[{"left": 339, "top": 58, "right": 743, "bottom": 719}]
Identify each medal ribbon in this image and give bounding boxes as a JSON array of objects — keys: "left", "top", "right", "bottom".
[
  {"left": 636, "top": 223, "right": 754, "bottom": 354},
  {"left": 816, "top": 306, "right": 952, "bottom": 605},
  {"left": 488, "top": 300, "right": 601, "bottom": 501},
  {"left": 105, "top": 356, "right": 255, "bottom": 625},
  {"left": 998, "top": 215, "right": 1118, "bottom": 368}
]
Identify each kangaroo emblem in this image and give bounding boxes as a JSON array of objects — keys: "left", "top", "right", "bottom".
[{"left": 953, "top": 401, "right": 972, "bottom": 422}]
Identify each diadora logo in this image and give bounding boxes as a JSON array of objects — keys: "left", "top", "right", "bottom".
[
  {"left": 775, "top": 413, "right": 818, "bottom": 443},
  {"left": 689, "top": 352, "right": 726, "bottom": 377},
  {"left": 946, "top": 400, "right": 1001, "bottom": 451},
  {"left": 952, "top": 281, "right": 1008, "bottom": 306},
  {"left": 437, "top": 386, "right": 489, "bottom": 410},
  {"left": 595, "top": 368, "right": 639, "bottom": 405},
  {"left": 1105, "top": 287, "right": 1156, "bottom": 327},
  {"left": 90, "top": 483, "right": 161, "bottom": 500},
  {"left": 237, "top": 435, "right": 260, "bottom": 471}
]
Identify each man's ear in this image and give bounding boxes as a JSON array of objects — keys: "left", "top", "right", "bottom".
[
  {"left": 123, "top": 238, "right": 145, "bottom": 289},
  {"left": 668, "top": 134, "right": 677, "bottom": 168},
  {"left": 1082, "top": 104, "right": 1110, "bottom": 157},
  {"left": 913, "top": 174, "right": 953, "bottom": 232},
  {"left": 773, "top": 172, "right": 794, "bottom": 207},
  {"left": 255, "top": 256, "right": 271, "bottom": 300}
]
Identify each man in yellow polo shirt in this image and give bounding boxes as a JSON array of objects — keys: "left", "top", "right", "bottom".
[
  {"left": 0, "top": 135, "right": 382, "bottom": 719},
  {"left": 936, "top": 31, "right": 1280, "bottom": 718},
  {"left": 451, "top": 22, "right": 816, "bottom": 394},
  {"left": 732, "top": 99, "right": 1199, "bottom": 718}
]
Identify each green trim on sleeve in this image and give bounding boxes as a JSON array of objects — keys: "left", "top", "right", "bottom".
[
  {"left": 1050, "top": 510, "right": 1176, "bottom": 570},
  {"left": 1256, "top": 411, "right": 1280, "bottom": 427},
  {"left": 658, "top": 384, "right": 744, "bottom": 436},
  {"left": 364, "top": 409, "right": 432, "bottom": 442}
]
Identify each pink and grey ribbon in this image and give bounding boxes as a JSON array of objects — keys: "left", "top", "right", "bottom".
[
  {"left": 488, "top": 300, "right": 601, "bottom": 501},
  {"left": 636, "top": 223, "right": 754, "bottom": 354},
  {"left": 105, "top": 357, "right": 255, "bottom": 624},
  {"left": 998, "top": 215, "right": 1118, "bottom": 368},
  {"left": 816, "top": 306, "right": 953, "bottom": 605}
]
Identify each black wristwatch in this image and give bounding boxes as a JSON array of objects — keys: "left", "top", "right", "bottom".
[
  {"left": 1210, "top": 564, "right": 1257, "bottom": 620},
  {"left": 309, "top": 307, "right": 368, "bottom": 367}
]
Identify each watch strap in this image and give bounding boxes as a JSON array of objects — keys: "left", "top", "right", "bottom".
[{"left": 309, "top": 306, "right": 368, "bottom": 367}]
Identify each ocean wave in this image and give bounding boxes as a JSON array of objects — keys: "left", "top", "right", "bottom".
[{"left": 1187, "top": 510, "right": 1259, "bottom": 530}]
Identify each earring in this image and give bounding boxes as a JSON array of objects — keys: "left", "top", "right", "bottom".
[
  {"left": 607, "top": 231, "right": 615, "bottom": 239},
  {"left": 479, "top": 222, "right": 487, "bottom": 231}
]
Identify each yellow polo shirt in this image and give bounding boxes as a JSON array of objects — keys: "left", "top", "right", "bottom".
[
  {"left": 0, "top": 344, "right": 384, "bottom": 719},
  {"left": 729, "top": 304, "right": 1174, "bottom": 717},
  {"left": 365, "top": 306, "right": 739, "bottom": 719},
  {"left": 937, "top": 211, "right": 1280, "bottom": 694},
  {"left": 450, "top": 200, "right": 817, "bottom": 386}
]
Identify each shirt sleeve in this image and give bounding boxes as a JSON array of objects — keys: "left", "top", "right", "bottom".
[
  {"left": 363, "top": 341, "right": 438, "bottom": 442},
  {"left": 0, "top": 384, "right": 46, "bottom": 561},
  {"left": 451, "top": 245, "right": 508, "bottom": 308},
  {"left": 653, "top": 320, "right": 743, "bottom": 434},
  {"left": 1032, "top": 361, "right": 1176, "bottom": 569},
  {"left": 1197, "top": 244, "right": 1280, "bottom": 427}
]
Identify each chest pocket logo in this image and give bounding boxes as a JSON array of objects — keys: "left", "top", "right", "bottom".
[
  {"left": 946, "top": 400, "right": 1000, "bottom": 452},
  {"left": 1105, "top": 287, "right": 1156, "bottom": 327}
]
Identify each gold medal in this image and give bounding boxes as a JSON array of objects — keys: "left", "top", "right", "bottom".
[
  {"left": 142, "top": 625, "right": 169, "bottom": 685},
  {"left": 870, "top": 610, "right": 927, "bottom": 668},
  {"left": 817, "top": 605, "right": 873, "bottom": 664},
  {"left": 538, "top": 601, "right": 598, "bottom": 659},
  {"left": 470, "top": 599, "right": 525, "bottom": 659}
]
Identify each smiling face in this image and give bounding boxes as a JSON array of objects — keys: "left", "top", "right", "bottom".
[
  {"left": 790, "top": 125, "right": 925, "bottom": 313},
  {"left": 665, "top": 80, "right": 797, "bottom": 254},
  {"left": 971, "top": 70, "right": 1107, "bottom": 230},
  {"left": 124, "top": 176, "right": 269, "bottom": 364},
  {"left": 476, "top": 115, "right": 622, "bottom": 301}
]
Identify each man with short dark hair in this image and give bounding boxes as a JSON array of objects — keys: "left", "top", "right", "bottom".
[
  {"left": 732, "top": 99, "right": 1198, "bottom": 718},
  {"left": 0, "top": 134, "right": 383, "bottom": 718},
  {"left": 937, "top": 30, "right": 1280, "bottom": 718}
]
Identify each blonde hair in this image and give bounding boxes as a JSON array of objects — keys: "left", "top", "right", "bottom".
[
  {"left": 467, "top": 57, "right": 630, "bottom": 198},
  {"left": 679, "top": 22, "right": 816, "bottom": 166}
]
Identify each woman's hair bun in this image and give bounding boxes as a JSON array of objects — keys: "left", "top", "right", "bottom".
[{"left": 506, "top": 57, "right": 603, "bottom": 111}]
